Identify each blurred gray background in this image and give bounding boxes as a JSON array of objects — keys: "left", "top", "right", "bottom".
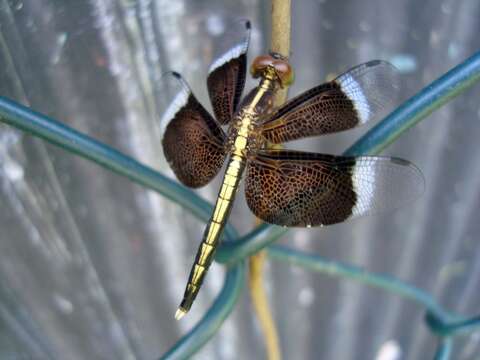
[{"left": 0, "top": 0, "right": 479, "bottom": 359}]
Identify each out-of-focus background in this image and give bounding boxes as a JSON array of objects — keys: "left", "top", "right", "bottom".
[{"left": 0, "top": 0, "right": 479, "bottom": 359}]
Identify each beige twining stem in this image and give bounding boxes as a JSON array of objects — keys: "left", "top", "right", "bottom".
[
  {"left": 270, "top": 0, "right": 291, "bottom": 108},
  {"left": 248, "top": 249, "right": 280, "bottom": 360},
  {"left": 248, "top": 1, "right": 291, "bottom": 360}
]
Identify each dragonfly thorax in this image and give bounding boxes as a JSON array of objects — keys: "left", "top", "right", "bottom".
[
  {"left": 226, "top": 109, "right": 266, "bottom": 157},
  {"left": 225, "top": 69, "right": 280, "bottom": 158}
]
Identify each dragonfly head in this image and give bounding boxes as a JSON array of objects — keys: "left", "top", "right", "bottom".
[{"left": 250, "top": 53, "right": 294, "bottom": 88}]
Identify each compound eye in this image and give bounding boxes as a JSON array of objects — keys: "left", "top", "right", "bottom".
[
  {"left": 272, "top": 60, "right": 294, "bottom": 87},
  {"left": 250, "top": 55, "right": 274, "bottom": 78}
]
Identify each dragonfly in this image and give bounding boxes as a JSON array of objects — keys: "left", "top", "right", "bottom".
[{"left": 160, "top": 21, "right": 424, "bottom": 320}]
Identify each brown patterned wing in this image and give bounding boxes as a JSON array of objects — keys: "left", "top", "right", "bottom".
[
  {"left": 261, "top": 60, "right": 400, "bottom": 144},
  {"left": 207, "top": 20, "right": 250, "bottom": 124},
  {"left": 160, "top": 72, "right": 226, "bottom": 188},
  {"left": 245, "top": 150, "right": 424, "bottom": 227}
]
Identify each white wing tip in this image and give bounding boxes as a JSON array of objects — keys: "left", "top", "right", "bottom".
[
  {"left": 337, "top": 73, "right": 371, "bottom": 124},
  {"left": 208, "top": 43, "right": 247, "bottom": 74},
  {"left": 159, "top": 73, "right": 191, "bottom": 135}
]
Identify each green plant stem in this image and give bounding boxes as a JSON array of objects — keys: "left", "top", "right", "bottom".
[
  {"left": 433, "top": 338, "right": 453, "bottom": 360},
  {"left": 158, "top": 263, "right": 245, "bottom": 360},
  {"left": 268, "top": 245, "right": 455, "bottom": 321},
  {"left": 268, "top": 246, "right": 480, "bottom": 359},
  {"left": 0, "top": 96, "right": 237, "bottom": 241},
  {"left": 216, "top": 223, "right": 286, "bottom": 264},
  {"left": 426, "top": 311, "right": 480, "bottom": 337}
]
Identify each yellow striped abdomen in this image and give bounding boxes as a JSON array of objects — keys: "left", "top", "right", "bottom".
[{"left": 176, "top": 153, "right": 246, "bottom": 317}]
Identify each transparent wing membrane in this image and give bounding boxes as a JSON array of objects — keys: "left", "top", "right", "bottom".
[
  {"left": 349, "top": 156, "right": 424, "bottom": 218},
  {"left": 335, "top": 60, "right": 400, "bottom": 124}
]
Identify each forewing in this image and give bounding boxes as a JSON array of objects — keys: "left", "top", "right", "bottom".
[
  {"left": 261, "top": 60, "right": 399, "bottom": 143},
  {"left": 207, "top": 20, "right": 250, "bottom": 124},
  {"left": 160, "top": 72, "right": 226, "bottom": 188},
  {"left": 245, "top": 150, "right": 424, "bottom": 227}
]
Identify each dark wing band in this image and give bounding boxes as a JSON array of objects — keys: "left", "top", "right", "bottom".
[
  {"left": 245, "top": 149, "right": 424, "bottom": 227},
  {"left": 261, "top": 60, "right": 399, "bottom": 143},
  {"left": 161, "top": 72, "right": 226, "bottom": 188},
  {"left": 207, "top": 20, "right": 251, "bottom": 124}
]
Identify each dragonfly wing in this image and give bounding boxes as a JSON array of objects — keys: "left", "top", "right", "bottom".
[
  {"left": 245, "top": 150, "right": 424, "bottom": 227},
  {"left": 160, "top": 72, "right": 226, "bottom": 188},
  {"left": 207, "top": 20, "right": 250, "bottom": 124},
  {"left": 261, "top": 60, "right": 400, "bottom": 143}
]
